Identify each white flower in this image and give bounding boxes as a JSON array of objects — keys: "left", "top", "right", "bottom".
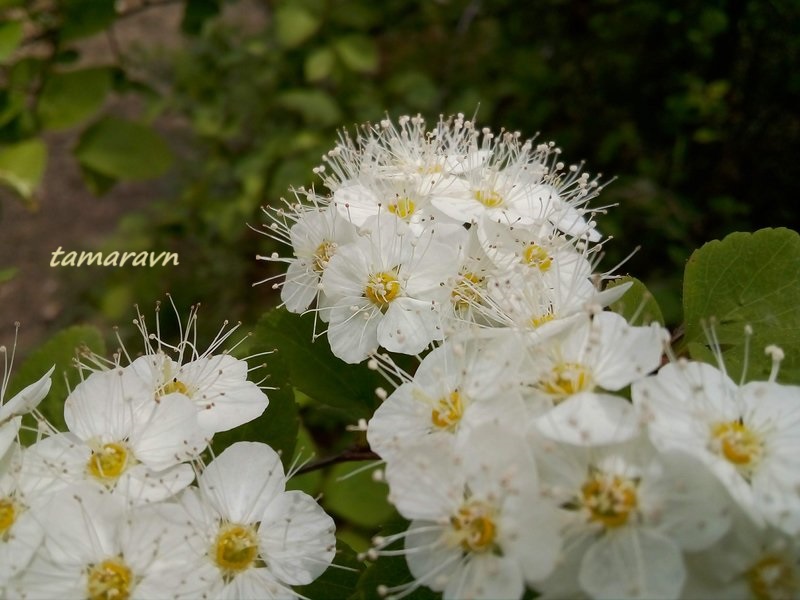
[
  {"left": 633, "top": 359, "right": 800, "bottom": 534},
  {"left": 528, "top": 311, "right": 667, "bottom": 445},
  {"left": 23, "top": 367, "right": 205, "bottom": 504},
  {"left": 367, "top": 336, "right": 527, "bottom": 462},
  {"left": 534, "top": 435, "right": 732, "bottom": 599},
  {"left": 258, "top": 199, "right": 358, "bottom": 314},
  {"left": 174, "top": 442, "right": 336, "bottom": 599},
  {"left": 0, "top": 353, "right": 53, "bottom": 459},
  {"left": 473, "top": 256, "right": 631, "bottom": 341},
  {"left": 319, "top": 113, "right": 490, "bottom": 193},
  {"left": 321, "top": 215, "right": 459, "bottom": 362},
  {"left": 377, "top": 425, "right": 562, "bottom": 600},
  {"left": 81, "top": 303, "right": 270, "bottom": 437},
  {"left": 0, "top": 447, "right": 46, "bottom": 586},
  {"left": 9, "top": 485, "right": 197, "bottom": 599},
  {"left": 126, "top": 351, "right": 269, "bottom": 436}
]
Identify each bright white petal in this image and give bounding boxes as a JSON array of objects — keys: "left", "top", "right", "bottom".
[
  {"left": 536, "top": 393, "right": 641, "bottom": 446},
  {"left": 579, "top": 527, "right": 685, "bottom": 599},
  {"left": 258, "top": 490, "right": 336, "bottom": 585},
  {"left": 199, "top": 442, "right": 286, "bottom": 524}
]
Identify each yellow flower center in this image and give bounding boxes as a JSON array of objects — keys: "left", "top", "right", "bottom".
[
  {"left": 474, "top": 189, "right": 503, "bottom": 208},
  {"left": 87, "top": 442, "right": 131, "bottom": 482},
  {"left": 312, "top": 240, "right": 337, "bottom": 273},
  {"left": 539, "top": 362, "right": 593, "bottom": 400},
  {"left": 582, "top": 473, "right": 639, "bottom": 529},
  {"left": 529, "top": 308, "right": 555, "bottom": 328},
  {"left": 711, "top": 420, "right": 763, "bottom": 469},
  {"left": 365, "top": 271, "right": 401, "bottom": 308},
  {"left": 214, "top": 523, "right": 260, "bottom": 573},
  {"left": 0, "top": 498, "right": 17, "bottom": 535},
  {"left": 450, "top": 501, "right": 497, "bottom": 553},
  {"left": 451, "top": 272, "right": 484, "bottom": 309},
  {"left": 522, "top": 244, "right": 552, "bottom": 272},
  {"left": 159, "top": 378, "right": 189, "bottom": 396},
  {"left": 387, "top": 197, "right": 416, "bottom": 219},
  {"left": 87, "top": 558, "right": 133, "bottom": 600},
  {"left": 747, "top": 554, "right": 797, "bottom": 600},
  {"left": 431, "top": 390, "right": 464, "bottom": 431}
]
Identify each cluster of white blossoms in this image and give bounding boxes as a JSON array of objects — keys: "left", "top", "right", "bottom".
[
  {"left": 263, "top": 114, "right": 800, "bottom": 599},
  {"left": 0, "top": 308, "right": 336, "bottom": 599}
]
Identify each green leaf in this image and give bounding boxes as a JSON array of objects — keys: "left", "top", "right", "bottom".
[
  {"left": 211, "top": 383, "right": 299, "bottom": 470},
  {"left": 322, "top": 461, "right": 396, "bottom": 528},
  {"left": 254, "top": 309, "right": 382, "bottom": 419},
  {"left": 74, "top": 116, "right": 173, "bottom": 181},
  {"left": 61, "top": 0, "right": 117, "bottom": 43},
  {"left": 295, "top": 540, "right": 364, "bottom": 599},
  {"left": 274, "top": 5, "right": 320, "bottom": 48},
  {"left": 38, "top": 68, "right": 112, "bottom": 130},
  {"left": 0, "top": 88, "right": 25, "bottom": 128},
  {"left": 0, "top": 20, "right": 23, "bottom": 63},
  {"left": 683, "top": 228, "right": 800, "bottom": 384},
  {"left": 8, "top": 325, "right": 106, "bottom": 435},
  {"left": 0, "top": 138, "right": 47, "bottom": 203},
  {"left": 78, "top": 162, "right": 117, "bottom": 196},
  {"left": 608, "top": 276, "right": 665, "bottom": 326},
  {"left": 305, "top": 47, "right": 336, "bottom": 82},
  {"left": 276, "top": 89, "right": 342, "bottom": 126},
  {"left": 333, "top": 35, "right": 379, "bottom": 74}
]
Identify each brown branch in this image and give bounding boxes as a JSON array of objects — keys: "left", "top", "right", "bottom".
[{"left": 295, "top": 448, "right": 380, "bottom": 476}]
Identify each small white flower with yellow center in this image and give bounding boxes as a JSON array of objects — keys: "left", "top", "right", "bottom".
[
  {"left": 174, "top": 442, "right": 336, "bottom": 599},
  {"left": 376, "top": 425, "right": 562, "bottom": 600},
  {"left": 367, "top": 336, "right": 527, "bottom": 462},
  {"left": 632, "top": 358, "right": 800, "bottom": 535},
  {"left": 526, "top": 311, "right": 668, "bottom": 445},
  {"left": 0, "top": 446, "right": 47, "bottom": 586},
  {"left": 321, "top": 215, "right": 459, "bottom": 363},
  {"left": 427, "top": 133, "right": 602, "bottom": 240},
  {"left": 126, "top": 350, "right": 269, "bottom": 437},
  {"left": 331, "top": 174, "right": 458, "bottom": 233},
  {"left": 257, "top": 200, "right": 358, "bottom": 314},
  {"left": 533, "top": 436, "right": 732, "bottom": 599},
  {"left": 23, "top": 367, "right": 206, "bottom": 504},
  {"left": 474, "top": 256, "right": 632, "bottom": 341},
  {"left": 9, "top": 484, "right": 198, "bottom": 599},
  {"left": 84, "top": 303, "right": 270, "bottom": 437}
]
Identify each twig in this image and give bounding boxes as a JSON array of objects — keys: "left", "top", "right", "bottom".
[{"left": 295, "top": 447, "right": 380, "bottom": 476}]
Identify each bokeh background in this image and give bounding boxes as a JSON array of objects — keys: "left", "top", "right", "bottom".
[{"left": 1, "top": 0, "right": 798, "bottom": 357}]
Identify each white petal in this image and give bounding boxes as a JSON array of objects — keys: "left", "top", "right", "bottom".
[
  {"left": 0, "top": 365, "right": 53, "bottom": 421},
  {"left": 443, "top": 554, "right": 524, "bottom": 600},
  {"left": 199, "top": 442, "right": 286, "bottom": 524},
  {"left": 129, "top": 393, "right": 206, "bottom": 468},
  {"left": 536, "top": 393, "right": 641, "bottom": 446},
  {"left": 378, "top": 299, "right": 439, "bottom": 354},
  {"left": 579, "top": 527, "right": 685, "bottom": 599},
  {"left": 258, "top": 490, "right": 336, "bottom": 585}
]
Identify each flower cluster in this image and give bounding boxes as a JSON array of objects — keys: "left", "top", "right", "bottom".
[
  {"left": 0, "top": 308, "right": 336, "bottom": 599},
  {"left": 263, "top": 114, "right": 800, "bottom": 599}
]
